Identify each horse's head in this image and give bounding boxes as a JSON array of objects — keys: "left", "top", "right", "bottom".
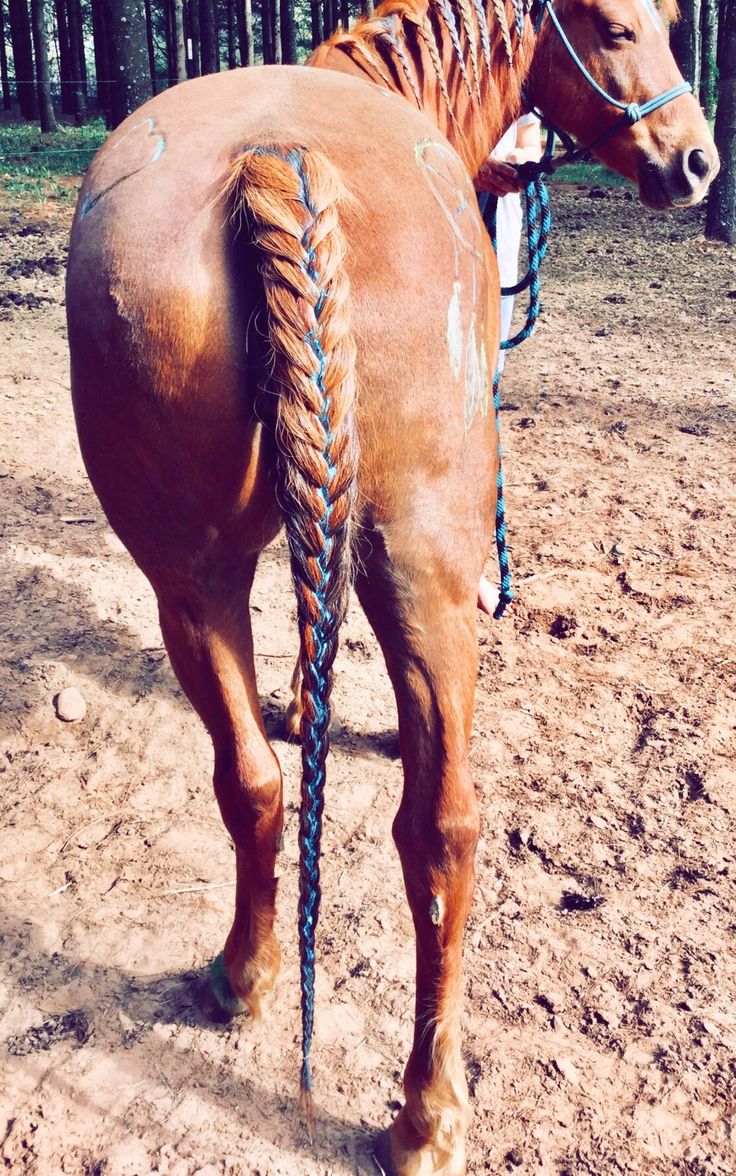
[{"left": 527, "top": 0, "right": 718, "bottom": 208}]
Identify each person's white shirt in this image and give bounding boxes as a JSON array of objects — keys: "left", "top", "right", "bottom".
[{"left": 477, "top": 114, "right": 541, "bottom": 372}]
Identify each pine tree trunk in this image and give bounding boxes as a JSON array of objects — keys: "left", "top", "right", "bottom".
[
  {"left": 261, "top": 0, "right": 273, "bottom": 62},
  {"left": 309, "top": 0, "right": 320, "bottom": 47},
  {"left": 143, "top": 0, "right": 157, "bottom": 90},
  {"left": 236, "top": 0, "right": 252, "bottom": 65},
  {"left": 69, "top": 0, "right": 86, "bottom": 92},
  {"left": 8, "top": 0, "right": 39, "bottom": 119},
  {"left": 55, "top": 0, "right": 74, "bottom": 113},
  {"left": 173, "top": 0, "right": 186, "bottom": 79},
  {"left": 699, "top": 0, "right": 718, "bottom": 121},
  {"left": 323, "top": 0, "right": 335, "bottom": 40},
  {"left": 164, "top": 0, "right": 175, "bottom": 82},
  {"left": 279, "top": 0, "right": 294, "bottom": 62},
  {"left": 66, "top": 0, "right": 86, "bottom": 122},
  {"left": 91, "top": 0, "right": 112, "bottom": 124},
  {"left": 104, "top": 0, "right": 153, "bottom": 125},
  {"left": 186, "top": 0, "right": 200, "bottom": 75},
  {"left": 30, "top": 0, "right": 56, "bottom": 129},
  {"left": 705, "top": 0, "right": 736, "bottom": 243},
  {"left": 0, "top": 0, "right": 14, "bottom": 109},
  {"left": 198, "top": 0, "right": 217, "bottom": 72},
  {"left": 271, "top": 0, "right": 280, "bottom": 63},
  {"left": 364, "top": 0, "right": 374, "bottom": 13},
  {"left": 226, "top": 0, "right": 236, "bottom": 65},
  {"left": 339, "top": 0, "right": 347, "bottom": 31},
  {"left": 670, "top": 0, "right": 701, "bottom": 91}
]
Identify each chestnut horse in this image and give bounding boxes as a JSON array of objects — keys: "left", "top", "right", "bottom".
[{"left": 66, "top": 1, "right": 717, "bottom": 1171}]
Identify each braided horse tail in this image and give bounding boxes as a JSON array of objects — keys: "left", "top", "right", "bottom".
[{"left": 222, "top": 145, "right": 358, "bottom": 1105}]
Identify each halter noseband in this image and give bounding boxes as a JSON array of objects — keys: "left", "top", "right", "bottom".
[{"left": 519, "top": 0, "right": 692, "bottom": 183}]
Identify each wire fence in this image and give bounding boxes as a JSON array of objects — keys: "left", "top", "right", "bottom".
[{"left": 0, "top": 147, "right": 99, "bottom": 161}]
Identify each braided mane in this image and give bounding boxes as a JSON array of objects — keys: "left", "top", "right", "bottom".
[{"left": 324, "top": 0, "right": 532, "bottom": 116}]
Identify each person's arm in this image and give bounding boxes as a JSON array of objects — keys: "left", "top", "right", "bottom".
[{"left": 476, "top": 119, "right": 543, "bottom": 197}]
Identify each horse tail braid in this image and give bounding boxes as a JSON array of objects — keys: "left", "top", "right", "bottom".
[{"left": 222, "top": 145, "right": 358, "bottom": 1109}]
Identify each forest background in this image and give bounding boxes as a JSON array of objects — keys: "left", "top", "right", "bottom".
[{"left": 0, "top": 0, "right": 734, "bottom": 241}]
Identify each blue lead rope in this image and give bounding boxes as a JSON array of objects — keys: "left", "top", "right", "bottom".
[{"left": 478, "top": 176, "right": 552, "bottom": 619}]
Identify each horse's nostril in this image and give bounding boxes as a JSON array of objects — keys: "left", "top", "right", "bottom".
[{"left": 686, "top": 148, "right": 711, "bottom": 182}]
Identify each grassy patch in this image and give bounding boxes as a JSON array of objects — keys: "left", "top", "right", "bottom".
[
  {"left": 0, "top": 117, "right": 107, "bottom": 210},
  {"left": 551, "top": 159, "right": 632, "bottom": 188}
]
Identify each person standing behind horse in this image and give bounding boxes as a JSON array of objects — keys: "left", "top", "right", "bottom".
[
  {"left": 477, "top": 114, "right": 542, "bottom": 371},
  {"left": 476, "top": 115, "right": 541, "bottom": 616}
]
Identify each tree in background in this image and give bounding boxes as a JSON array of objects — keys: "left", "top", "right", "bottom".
[
  {"left": 705, "top": 0, "right": 736, "bottom": 242},
  {"left": 199, "top": 0, "right": 218, "bottom": 72},
  {"left": 280, "top": 0, "right": 295, "bottom": 62},
  {"left": 104, "top": 0, "right": 153, "bottom": 124},
  {"left": 8, "top": 0, "right": 39, "bottom": 119},
  {"left": 172, "top": 0, "right": 187, "bottom": 81},
  {"left": 30, "top": 0, "right": 56, "bottom": 129},
  {"left": 0, "top": 0, "right": 732, "bottom": 228},
  {"left": 67, "top": 0, "right": 87, "bottom": 123},
  {"left": 670, "top": 0, "right": 701, "bottom": 91},
  {"left": 699, "top": 0, "right": 718, "bottom": 120},
  {"left": 0, "top": 0, "right": 12, "bottom": 110}
]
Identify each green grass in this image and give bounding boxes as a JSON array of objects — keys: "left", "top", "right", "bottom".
[
  {"left": 0, "top": 117, "right": 108, "bottom": 208},
  {"left": 551, "top": 159, "right": 632, "bottom": 188}
]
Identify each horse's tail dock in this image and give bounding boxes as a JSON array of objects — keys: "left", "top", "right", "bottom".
[{"left": 221, "top": 144, "right": 359, "bottom": 1109}]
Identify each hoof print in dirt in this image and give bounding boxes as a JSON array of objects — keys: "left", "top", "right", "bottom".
[
  {"left": 549, "top": 615, "right": 578, "bottom": 640},
  {"left": 6, "top": 1009, "right": 92, "bottom": 1056},
  {"left": 559, "top": 891, "right": 605, "bottom": 915}
]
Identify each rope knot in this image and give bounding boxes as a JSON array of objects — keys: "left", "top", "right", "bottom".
[{"left": 625, "top": 103, "right": 642, "bottom": 124}]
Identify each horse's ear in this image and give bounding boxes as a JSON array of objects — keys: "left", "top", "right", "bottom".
[{"left": 657, "top": 0, "right": 680, "bottom": 24}]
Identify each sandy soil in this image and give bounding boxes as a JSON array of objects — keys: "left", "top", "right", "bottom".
[{"left": 1, "top": 183, "right": 735, "bottom": 1176}]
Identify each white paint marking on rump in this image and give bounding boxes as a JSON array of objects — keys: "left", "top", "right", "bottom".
[{"left": 447, "top": 280, "right": 464, "bottom": 380}]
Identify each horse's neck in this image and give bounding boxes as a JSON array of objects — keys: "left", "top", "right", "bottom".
[{"left": 310, "top": 0, "right": 534, "bottom": 178}]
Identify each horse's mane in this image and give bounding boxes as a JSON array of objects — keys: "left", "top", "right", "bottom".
[{"left": 324, "top": 0, "right": 530, "bottom": 115}]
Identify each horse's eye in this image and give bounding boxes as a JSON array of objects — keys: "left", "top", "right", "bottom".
[{"left": 606, "top": 23, "right": 636, "bottom": 43}]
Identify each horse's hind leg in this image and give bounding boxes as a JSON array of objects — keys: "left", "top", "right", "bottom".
[
  {"left": 357, "top": 534, "right": 483, "bottom": 1176},
  {"left": 157, "top": 561, "right": 283, "bottom": 1016}
]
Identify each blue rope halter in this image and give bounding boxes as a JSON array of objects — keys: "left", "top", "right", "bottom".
[{"left": 524, "top": 0, "right": 692, "bottom": 182}]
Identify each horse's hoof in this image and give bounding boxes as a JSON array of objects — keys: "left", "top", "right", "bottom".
[
  {"left": 209, "top": 951, "right": 249, "bottom": 1018},
  {"left": 283, "top": 699, "right": 302, "bottom": 741},
  {"left": 373, "top": 1120, "right": 467, "bottom": 1175},
  {"left": 373, "top": 1130, "right": 399, "bottom": 1176},
  {"left": 283, "top": 701, "right": 342, "bottom": 742}
]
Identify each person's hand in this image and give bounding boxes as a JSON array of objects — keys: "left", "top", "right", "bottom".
[{"left": 476, "top": 152, "right": 525, "bottom": 197}]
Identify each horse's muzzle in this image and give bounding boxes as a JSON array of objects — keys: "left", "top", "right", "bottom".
[{"left": 639, "top": 144, "right": 720, "bottom": 210}]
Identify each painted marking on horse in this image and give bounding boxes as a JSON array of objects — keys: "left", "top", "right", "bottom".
[
  {"left": 447, "top": 281, "right": 463, "bottom": 379},
  {"left": 80, "top": 117, "right": 166, "bottom": 219},
  {"left": 415, "top": 139, "right": 490, "bottom": 430},
  {"left": 465, "top": 315, "right": 490, "bottom": 430}
]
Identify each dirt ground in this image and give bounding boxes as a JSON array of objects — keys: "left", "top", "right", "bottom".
[{"left": 1, "top": 181, "right": 735, "bottom": 1176}]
